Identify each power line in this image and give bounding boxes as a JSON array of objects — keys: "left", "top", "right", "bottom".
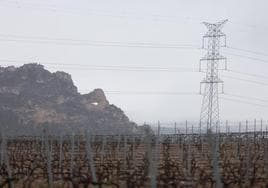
[
  {"left": 0, "top": 0, "right": 172, "bottom": 20},
  {"left": 222, "top": 75, "right": 268, "bottom": 86},
  {"left": 0, "top": 34, "right": 198, "bottom": 47},
  {"left": 3, "top": 58, "right": 268, "bottom": 81},
  {"left": 2, "top": 59, "right": 268, "bottom": 84},
  {"left": 0, "top": 35, "right": 199, "bottom": 49},
  {"left": 0, "top": 59, "right": 199, "bottom": 72},
  {"left": 220, "top": 96, "right": 268, "bottom": 108},
  {"left": 226, "top": 69, "right": 268, "bottom": 80},
  {"left": 93, "top": 90, "right": 199, "bottom": 95},
  {"left": 0, "top": 39, "right": 198, "bottom": 49},
  {"left": 226, "top": 46, "right": 268, "bottom": 57},
  {"left": 2, "top": 0, "right": 266, "bottom": 32},
  {"left": 81, "top": 89, "right": 268, "bottom": 109},
  {"left": 224, "top": 93, "right": 268, "bottom": 103},
  {"left": 0, "top": 1, "right": 206, "bottom": 25},
  {"left": 224, "top": 52, "right": 268, "bottom": 65},
  {"left": 44, "top": 66, "right": 198, "bottom": 72},
  {"left": 80, "top": 89, "right": 268, "bottom": 106}
]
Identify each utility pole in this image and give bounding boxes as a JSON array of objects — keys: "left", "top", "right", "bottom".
[{"left": 199, "top": 19, "right": 228, "bottom": 132}]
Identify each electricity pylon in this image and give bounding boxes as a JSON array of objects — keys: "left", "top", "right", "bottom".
[{"left": 199, "top": 20, "right": 228, "bottom": 132}]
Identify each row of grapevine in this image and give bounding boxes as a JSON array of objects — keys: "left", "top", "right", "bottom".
[{"left": 0, "top": 130, "right": 267, "bottom": 187}]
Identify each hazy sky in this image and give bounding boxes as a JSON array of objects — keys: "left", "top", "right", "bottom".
[{"left": 0, "top": 0, "right": 268, "bottom": 124}]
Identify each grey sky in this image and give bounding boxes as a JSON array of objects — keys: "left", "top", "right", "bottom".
[{"left": 0, "top": 0, "right": 268, "bottom": 124}]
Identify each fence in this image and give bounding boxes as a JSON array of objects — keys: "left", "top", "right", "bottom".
[{"left": 149, "top": 119, "right": 268, "bottom": 135}]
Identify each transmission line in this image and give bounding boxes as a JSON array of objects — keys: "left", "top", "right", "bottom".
[
  {"left": 0, "top": 59, "right": 199, "bottom": 72},
  {"left": 226, "top": 46, "right": 268, "bottom": 57},
  {"left": 0, "top": 1, "right": 210, "bottom": 25},
  {"left": 220, "top": 97, "right": 268, "bottom": 108},
  {"left": 225, "top": 69, "right": 268, "bottom": 80},
  {"left": 0, "top": 34, "right": 198, "bottom": 47},
  {"left": 45, "top": 66, "right": 198, "bottom": 72},
  {"left": 224, "top": 52, "right": 268, "bottom": 65},
  {"left": 104, "top": 91, "right": 199, "bottom": 95},
  {"left": 81, "top": 89, "right": 268, "bottom": 106},
  {"left": 0, "top": 34, "right": 198, "bottom": 50},
  {"left": 224, "top": 93, "right": 268, "bottom": 103},
  {"left": 83, "top": 89, "right": 268, "bottom": 109},
  {"left": 2, "top": 0, "right": 265, "bottom": 31},
  {"left": 0, "top": 38, "right": 198, "bottom": 49},
  {"left": 222, "top": 75, "right": 268, "bottom": 86}
]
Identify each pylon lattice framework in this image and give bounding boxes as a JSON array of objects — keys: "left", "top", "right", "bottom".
[{"left": 199, "top": 19, "right": 228, "bottom": 131}]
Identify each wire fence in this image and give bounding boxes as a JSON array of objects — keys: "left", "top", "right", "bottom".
[{"left": 149, "top": 120, "right": 268, "bottom": 135}]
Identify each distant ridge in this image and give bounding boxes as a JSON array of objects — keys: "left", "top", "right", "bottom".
[{"left": 0, "top": 63, "right": 145, "bottom": 135}]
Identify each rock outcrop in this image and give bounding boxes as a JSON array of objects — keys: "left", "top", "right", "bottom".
[{"left": 0, "top": 63, "right": 141, "bottom": 135}]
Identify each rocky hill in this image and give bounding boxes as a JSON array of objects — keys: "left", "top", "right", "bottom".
[{"left": 0, "top": 63, "right": 144, "bottom": 135}]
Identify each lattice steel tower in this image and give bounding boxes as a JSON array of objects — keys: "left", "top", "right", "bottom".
[{"left": 199, "top": 20, "right": 228, "bottom": 131}]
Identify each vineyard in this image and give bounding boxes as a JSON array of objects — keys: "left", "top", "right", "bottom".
[{"left": 0, "top": 129, "right": 267, "bottom": 188}]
